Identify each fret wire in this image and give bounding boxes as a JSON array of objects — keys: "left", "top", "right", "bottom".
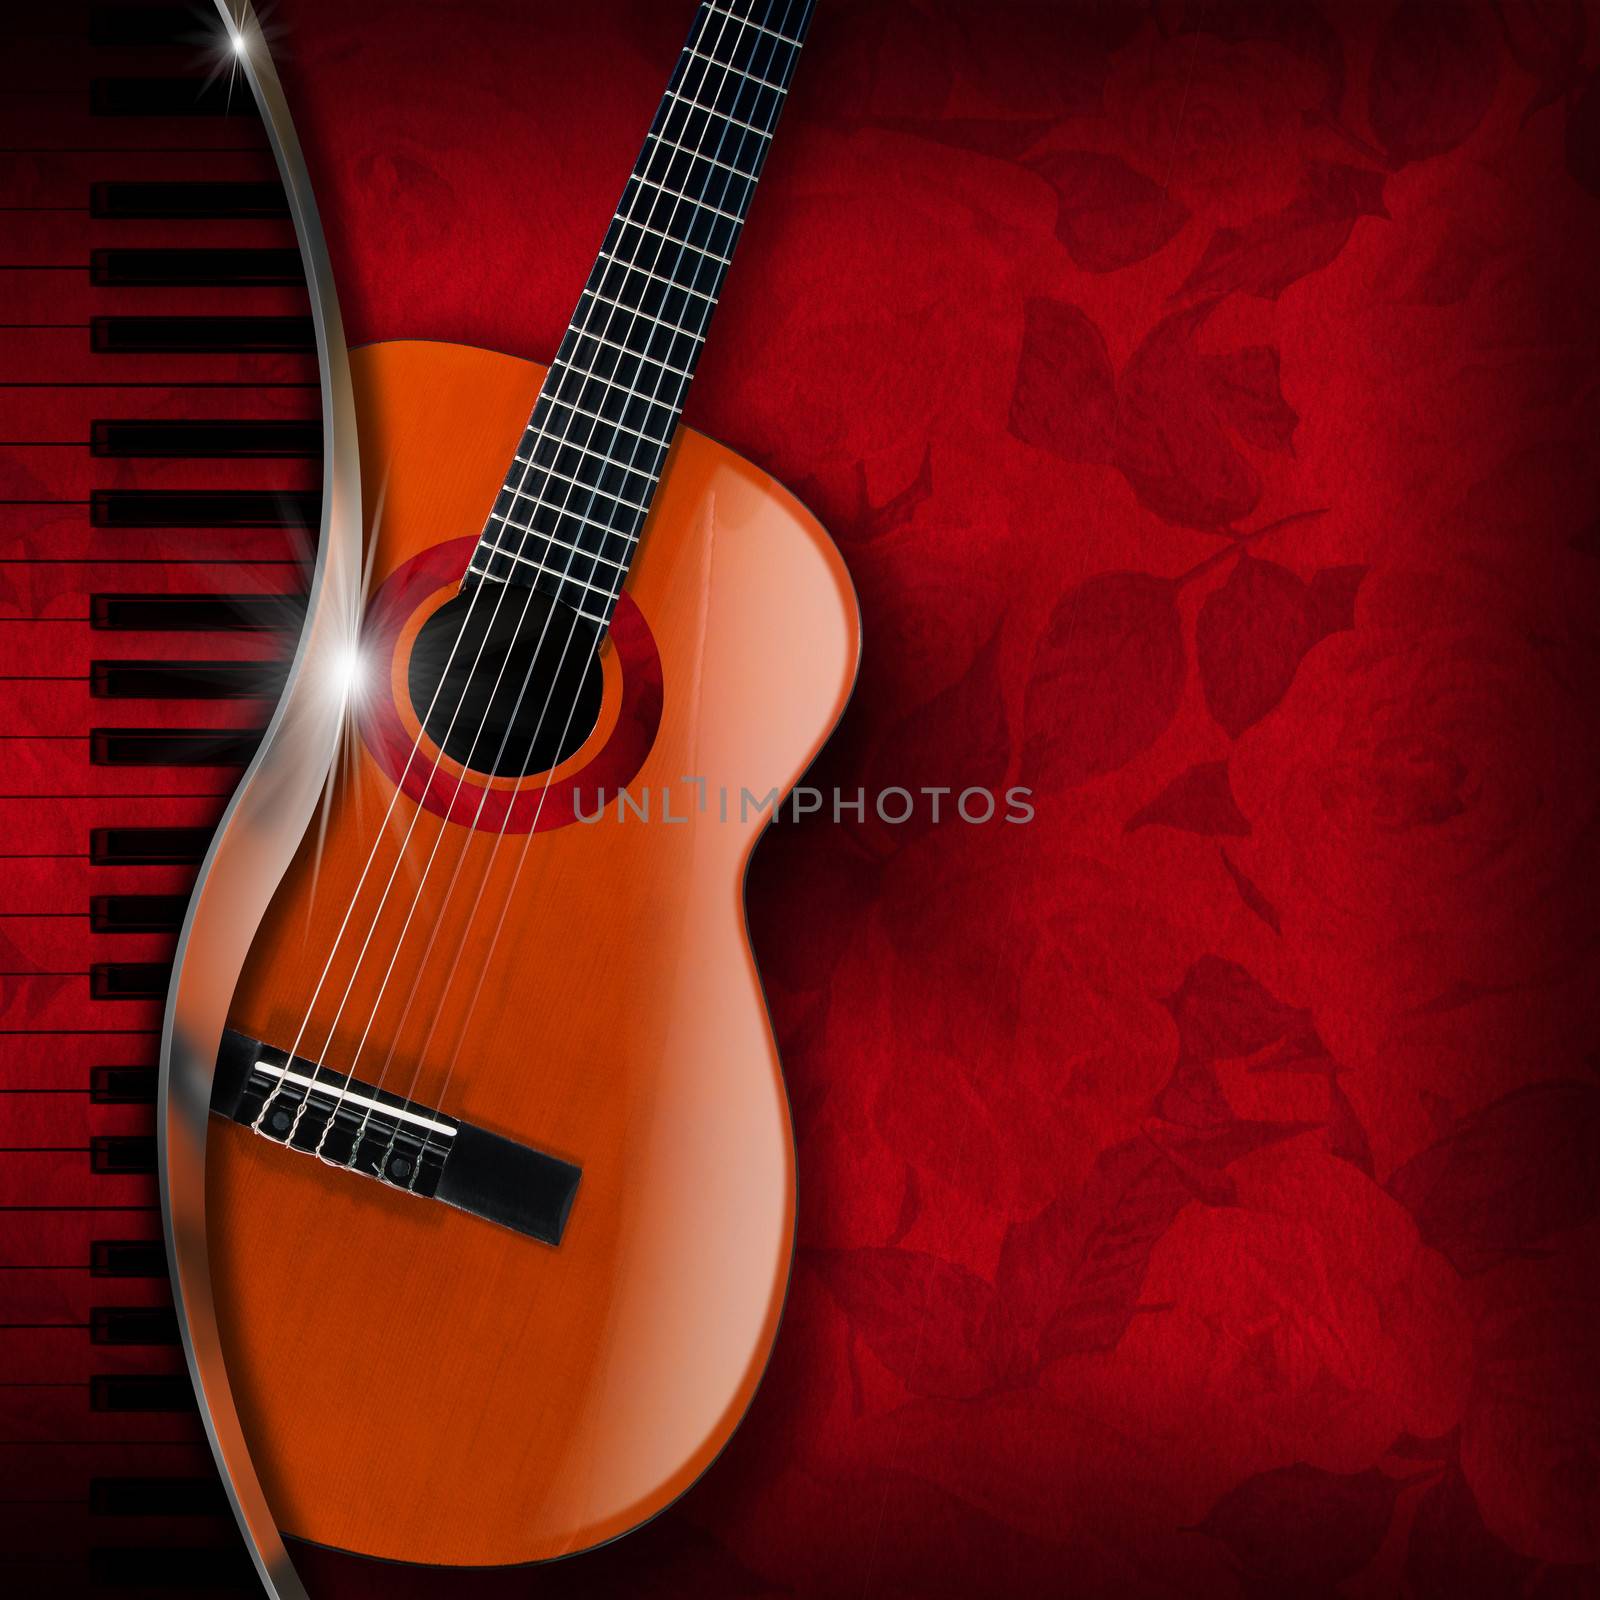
[
  {"left": 628, "top": 171, "right": 745, "bottom": 227},
  {"left": 702, "top": 1, "right": 805, "bottom": 50},
  {"left": 531, "top": 390, "right": 671, "bottom": 449},
  {"left": 662, "top": 87, "right": 777, "bottom": 141},
  {"left": 580, "top": 285, "right": 707, "bottom": 341},
  {"left": 683, "top": 44, "right": 789, "bottom": 95},
  {"left": 478, "top": 541, "right": 622, "bottom": 601},
  {"left": 644, "top": 128, "right": 757, "bottom": 183},
  {"left": 548, "top": 344, "right": 688, "bottom": 439},
  {"left": 595, "top": 247, "right": 720, "bottom": 305},
  {"left": 514, "top": 438, "right": 660, "bottom": 496},
  {"left": 476, "top": 0, "right": 806, "bottom": 612},
  {"left": 508, "top": 454, "right": 651, "bottom": 515},
  {"left": 470, "top": 547, "right": 612, "bottom": 623},
  {"left": 622, "top": 121, "right": 747, "bottom": 244},
  {"left": 487, "top": 514, "right": 629, "bottom": 571},
  {"left": 490, "top": 503, "right": 640, "bottom": 552},
  {"left": 568, "top": 320, "right": 696, "bottom": 381},
  {"left": 472, "top": 554, "right": 620, "bottom": 621},
  {"left": 610, "top": 212, "right": 733, "bottom": 267}
]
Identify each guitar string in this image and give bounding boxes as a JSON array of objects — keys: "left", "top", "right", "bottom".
[
  {"left": 250, "top": 489, "right": 524, "bottom": 1141},
  {"left": 323, "top": 0, "right": 772, "bottom": 1165},
  {"left": 257, "top": 175, "right": 623, "bottom": 1145},
  {"left": 265, "top": 393, "right": 565, "bottom": 1151},
  {"left": 358, "top": 0, "right": 776, "bottom": 1154},
  {"left": 293, "top": 19, "right": 741, "bottom": 1164},
  {"left": 269, "top": 11, "right": 749, "bottom": 1156},
  {"left": 377, "top": 0, "right": 808, "bottom": 1179}
]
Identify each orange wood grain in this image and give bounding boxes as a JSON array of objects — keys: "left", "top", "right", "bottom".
[{"left": 205, "top": 340, "right": 857, "bottom": 1566}]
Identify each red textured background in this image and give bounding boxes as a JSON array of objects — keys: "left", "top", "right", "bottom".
[
  {"left": 6, "top": 0, "right": 1600, "bottom": 1593},
  {"left": 277, "top": 0, "right": 1600, "bottom": 1593}
]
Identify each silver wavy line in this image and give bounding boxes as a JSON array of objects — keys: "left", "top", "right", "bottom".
[{"left": 159, "top": 4, "right": 364, "bottom": 1596}]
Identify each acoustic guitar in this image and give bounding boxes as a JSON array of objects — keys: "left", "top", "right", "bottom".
[{"left": 179, "top": 0, "right": 855, "bottom": 1571}]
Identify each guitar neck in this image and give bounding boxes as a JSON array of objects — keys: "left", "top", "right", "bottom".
[{"left": 462, "top": 0, "right": 814, "bottom": 626}]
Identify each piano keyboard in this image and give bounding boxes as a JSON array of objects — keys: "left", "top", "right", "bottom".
[{"left": 2, "top": 3, "right": 319, "bottom": 1590}]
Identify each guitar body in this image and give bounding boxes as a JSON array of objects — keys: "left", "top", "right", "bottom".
[{"left": 204, "top": 340, "right": 858, "bottom": 1566}]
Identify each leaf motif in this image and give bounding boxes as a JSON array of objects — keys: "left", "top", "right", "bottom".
[
  {"left": 1405, "top": 1464, "right": 1535, "bottom": 1600},
  {"left": 876, "top": 116, "right": 1057, "bottom": 162},
  {"left": 872, "top": 1051, "right": 1010, "bottom": 1210},
  {"left": 1175, "top": 163, "right": 1389, "bottom": 303},
  {"left": 810, "top": 1246, "right": 1014, "bottom": 1399},
  {"left": 0, "top": 927, "right": 39, "bottom": 973},
  {"left": 1155, "top": 989, "right": 1328, "bottom": 1128},
  {"left": 864, "top": 622, "right": 1011, "bottom": 849},
  {"left": 1198, "top": 1464, "right": 1401, "bottom": 1592},
  {"left": 1385, "top": 1081, "right": 1600, "bottom": 1274},
  {"left": 1021, "top": 572, "right": 1185, "bottom": 792},
  {"left": 999, "top": 1119, "right": 1310, "bottom": 1361},
  {"left": 1000, "top": 1139, "right": 1187, "bottom": 1361},
  {"left": 1326, "top": 1076, "right": 1376, "bottom": 1176},
  {"left": 1127, "top": 761, "right": 1251, "bottom": 837},
  {"left": 1566, "top": 68, "right": 1600, "bottom": 199},
  {"left": 945, "top": 0, "right": 1147, "bottom": 119},
  {"left": 806, "top": 1, "right": 956, "bottom": 129},
  {"left": 1154, "top": 1050, "right": 1237, "bottom": 1129},
  {"left": 0, "top": 972, "right": 74, "bottom": 1024},
  {"left": 802, "top": 447, "right": 933, "bottom": 548},
  {"left": 1304, "top": 563, "right": 1367, "bottom": 637},
  {"left": 1031, "top": 150, "right": 1188, "bottom": 273},
  {"left": 1196, "top": 554, "right": 1367, "bottom": 737},
  {"left": 1368, "top": 0, "right": 1500, "bottom": 167},
  {"left": 1113, "top": 302, "right": 1280, "bottom": 529},
  {"left": 1177, "top": 0, "right": 1348, "bottom": 115},
  {"left": 1166, "top": 955, "right": 1314, "bottom": 1063},
  {"left": 1197, "top": 555, "right": 1312, "bottom": 736},
  {"left": 1201, "top": 348, "right": 1299, "bottom": 455},
  {"left": 1007, "top": 298, "right": 1118, "bottom": 463},
  {"left": 1221, "top": 847, "right": 1282, "bottom": 931},
  {"left": 1018, "top": 299, "right": 1302, "bottom": 530},
  {"left": 1387, "top": 209, "right": 1505, "bottom": 307},
  {"left": 1493, "top": 0, "right": 1586, "bottom": 120}
]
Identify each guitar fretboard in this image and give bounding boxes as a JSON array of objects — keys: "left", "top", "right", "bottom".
[{"left": 461, "top": 0, "right": 814, "bottom": 628}]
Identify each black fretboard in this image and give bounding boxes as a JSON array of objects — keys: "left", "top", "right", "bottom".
[{"left": 461, "top": 0, "right": 814, "bottom": 628}]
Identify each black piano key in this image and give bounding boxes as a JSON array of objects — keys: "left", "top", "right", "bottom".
[
  {"left": 89, "top": 1240, "right": 166, "bottom": 1277},
  {"left": 89, "top": 728, "right": 261, "bottom": 766},
  {"left": 90, "top": 1306, "right": 181, "bottom": 1347},
  {"left": 90, "top": 248, "right": 304, "bottom": 288},
  {"left": 91, "top": 77, "right": 259, "bottom": 118},
  {"left": 89, "top": 827, "right": 211, "bottom": 865},
  {"left": 88, "top": 1544, "right": 253, "bottom": 1588},
  {"left": 90, "top": 490, "right": 319, "bottom": 528},
  {"left": 89, "top": 5, "right": 199, "bottom": 47},
  {"left": 89, "top": 316, "right": 315, "bottom": 354},
  {"left": 90, "top": 1136, "right": 158, "bottom": 1174},
  {"left": 90, "top": 660, "right": 285, "bottom": 700},
  {"left": 89, "top": 1064, "right": 160, "bottom": 1103},
  {"left": 91, "top": 593, "right": 305, "bottom": 632},
  {"left": 90, "top": 964, "right": 170, "bottom": 1001},
  {"left": 90, "top": 183, "right": 289, "bottom": 220},
  {"left": 89, "top": 897, "right": 186, "bottom": 935},
  {"left": 89, "top": 1477, "right": 228, "bottom": 1517},
  {"left": 88, "top": 1374, "right": 194, "bottom": 1412},
  {"left": 91, "top": 420, "right": 320, "bottom": 459}
]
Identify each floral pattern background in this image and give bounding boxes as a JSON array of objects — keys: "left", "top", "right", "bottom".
[{"left": 275, "top": 0, "right": 1599, "bottom": 1593}]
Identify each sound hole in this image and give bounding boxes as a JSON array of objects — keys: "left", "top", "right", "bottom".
[{"left": 407, "top": 590, "right": 604, "bottom": 777}]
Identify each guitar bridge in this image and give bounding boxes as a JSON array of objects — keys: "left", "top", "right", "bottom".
[{"left": 210, "top": 1028, "right": 581, "bottom": 1246}]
